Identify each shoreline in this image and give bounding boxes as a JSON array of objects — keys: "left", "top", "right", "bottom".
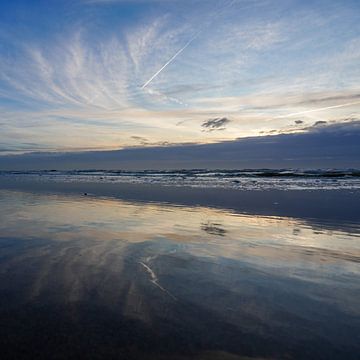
[{"left": 1, "top": 177, "right": 360, "bottom": 226}]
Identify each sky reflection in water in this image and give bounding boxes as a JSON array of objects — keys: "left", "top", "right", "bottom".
[{"left": 0, "top": 190, "right": 359, "bottom": 359}]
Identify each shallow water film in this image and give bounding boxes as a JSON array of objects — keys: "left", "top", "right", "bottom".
[{"left": 0, "top": 189, "right": 359, "bottom": 359}]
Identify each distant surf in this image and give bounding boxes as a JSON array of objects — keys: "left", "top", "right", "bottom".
[{"left": 1, "top": 169, "right": 360, "bottom": 190}]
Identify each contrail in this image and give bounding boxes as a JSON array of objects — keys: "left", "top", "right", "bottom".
[
  {"left": 273, "top": 101, "right": 360, "bottom": 119},
  {"left": 140, "top": 0, "right": 237, "bottom": 90},
  {"left": 141, "top": 32, "right": 200, "bottom": 89}
]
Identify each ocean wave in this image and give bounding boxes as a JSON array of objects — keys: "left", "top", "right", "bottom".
[
  {"left": 1, "top": 169, "right": 360, "bottom": 191},
  {"left": 2, "top": 169, "right": 360, "bottom": 177}
]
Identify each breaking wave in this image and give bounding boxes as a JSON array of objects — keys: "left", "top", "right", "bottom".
[{"left": 1, "top": 169, "right": 360, "bottom": 190}]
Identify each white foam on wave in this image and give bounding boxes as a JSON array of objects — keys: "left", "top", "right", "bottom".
[{"left": 1, "top": 169, "right": 360, "bottom": 191}]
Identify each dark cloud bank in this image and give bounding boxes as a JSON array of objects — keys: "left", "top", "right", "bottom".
[{"left": 1, "top": 121, "right": 360, "bottom": 170}]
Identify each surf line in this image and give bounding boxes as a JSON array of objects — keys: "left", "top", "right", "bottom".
[{"left": 139, "top": 261, "right": 177, "bottom": 300}]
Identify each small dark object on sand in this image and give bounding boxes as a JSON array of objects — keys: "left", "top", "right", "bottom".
[{"left": 84, "top": 192, "right": 88, "bottom": 196}]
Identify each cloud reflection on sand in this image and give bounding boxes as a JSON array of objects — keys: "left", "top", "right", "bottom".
[{"left": 0, "top": 189, "right": 359, "bottom": 359}]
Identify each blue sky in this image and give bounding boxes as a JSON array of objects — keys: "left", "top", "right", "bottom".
[{"left": 0, "top": 0, "right": 359, "bottom": 154}]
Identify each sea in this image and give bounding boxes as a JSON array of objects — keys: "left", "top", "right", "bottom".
[{"left": 1, "top": 168, "right": 360, "bottom": 190}]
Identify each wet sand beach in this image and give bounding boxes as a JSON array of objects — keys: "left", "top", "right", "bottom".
[
  {"left": 1, "top": 176, "right": 360, "bottom": 223},
  {"left": 0, "top": 179, "right": 359, "bottom": 359}
]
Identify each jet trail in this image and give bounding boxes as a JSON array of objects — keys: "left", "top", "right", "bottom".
[
  {"left": 273, "top": 101, "right": 360, "bottom": 119},
  {"left": 140, "top": 0, "right": 237, "bottom": 90},
  {"left": 141, "top": 32, "right": 200, "bottom": 89}
]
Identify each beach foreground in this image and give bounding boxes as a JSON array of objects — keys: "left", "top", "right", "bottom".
[
  {"left": 1, "top": 176, "right": 360, "bottom": 224},
  {"left": 0, "top": 179, "right": 359, "bottom": 359}
]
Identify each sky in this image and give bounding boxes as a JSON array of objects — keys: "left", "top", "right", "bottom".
[
  {"left": 1, "top": 121, "right": 359, "bottom": 170},
  {"left": 0, "top": 0, "right": 359, "bottom": 162}
]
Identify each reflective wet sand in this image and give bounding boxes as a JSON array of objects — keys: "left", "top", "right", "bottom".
[{"left": 0, "top": 189, "right": 359, "bottom": 359}]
